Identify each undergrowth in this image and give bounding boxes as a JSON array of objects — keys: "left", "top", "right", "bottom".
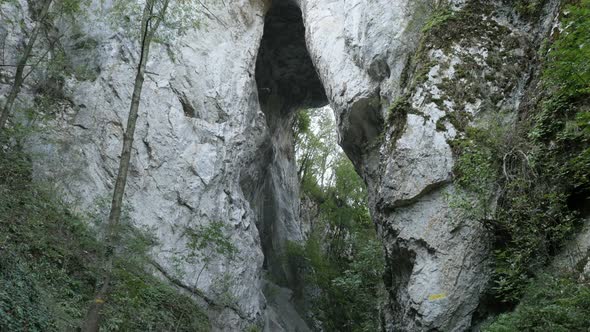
[
  {"left": 450, "top": 0, "right": 590, "bottom": 305},
  {"left": 0, "top": 128, "right": 209, "bottom": 331},
  {"left": 289, "top": 108, "right": 384, "bottom": 332},
  {"left": 483, "top": 273, "right": 590, "bottom": 331}
]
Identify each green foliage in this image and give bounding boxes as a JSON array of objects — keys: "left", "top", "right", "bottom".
[
  {"left": 0, "top": 130, "right": 99, "bottom": 331},
  {"left": 178, "top": 221, "right": 237, "bottom": 275},
  {"left": 36, "top": 1, "right": 99, "bottom": 86},
  {"left": 51, "top": 0, "right": 89, "bottom": 17},
  {"left": 0, "top": 139, "right": 209, "bottom": 331},
  {"left": 450, "top": 0, "right": 590, "bottom": 304},
  {"left": 452, "top": 114, "right": 582, "bottom": 302},
  {"left": 293, "top": 109, "right": 311, "bottom": 144},
  {"left": 512, "top": 0, "right": 547, "bottom": 17},
  {"left": 108, "top": 0, "right": 202, "bottom": 44},
  {"left": 102, "top": 265, "right": 209, "bottom": 331},
  {"left": 385, "top": 96, "right": 412, "bottom": 149},
  {"left": 407, "top": 0, "right": 523, "bottom": 123},
  {"left": 286, "top": 230, "right": 384, "bottom": 332},
  {"left": 329, "top": 235, "right": 385, "bottom": 331},
  {"left": 333, "top": 157, "right": 368, "bottom": 210},
  {"left": 543, "top": 0, "right": 590, "bottom": 97},
  {"left": 417, "top": 2, "right": 497, "bottom": 52},
  {"left": 171, "top": 220, "right": 237, "bottom": 304},
  {"left": 0, "top": 0, "right": 19, "bottom": 5},
  {"left": 0, "top": 256, "right": 61, "bottom": 331},
  {"left": 386, "top": 95, "right": 410, "bottom": 125},
  {"left": 450, "top": 125, "right": 503, "bottom": 222},
  {"left": 484, "top": 274, "right": 590, "bottom": 332},
  {"left": 185, "top": 221, "right": 238, "bottom": 259},
  {"left": 317, "top": 158, "right": 373, "bottom": 249},
  {"left": 295, "top": 108, "right": 341, "bottom": 189},
  {"left": 107, "top": 1, "right": 143, "bottom": 38},
  {"left": 292, "top": 107, "right": 384, "bottom": 331},
  {"left": 421, "top": 8, "right": 454, "bottom": 33}
]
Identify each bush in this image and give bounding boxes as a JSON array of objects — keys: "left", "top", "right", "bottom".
[
  {"left": 286, "top": 230, "right": 384, "bottom": 332},
  {"left": 0, "top": 256, "right": 58, "bottom": 332},
  {"left": 291, "top": 106, "right": 384, "bottom": 331},
  {"left": 0, "top": 141, "right": 209, "bottom": 331},
  {"left": 450, "top": 0, "right": 590, "bottom": 304},
  {"left": 484, "top": 274, "right": 590, "bottom": 331}
]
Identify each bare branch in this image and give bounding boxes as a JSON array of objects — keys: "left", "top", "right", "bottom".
[
  {"left": 21, "top": 48, "right": 51, "bottom": 82},
  {"left": 196, "top": 0, "right": 228, "bottom": 28}
]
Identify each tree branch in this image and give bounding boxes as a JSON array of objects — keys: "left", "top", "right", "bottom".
[{"left": 150, "top": 260, "right": 253, "bottom": 322}]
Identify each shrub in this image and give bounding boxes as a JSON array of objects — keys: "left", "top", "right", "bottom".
[
  {"left": 484, "top": 274, "right": 590, "bottom": 331},
  {"left": 0, "top": 140, "right": 209, "bottom": 331},
  {"left": 292, "top": 107, "right": 384, "bottom": 331},
  {"left": 450, "top": 0, "right": 590, "bottom": 304}
]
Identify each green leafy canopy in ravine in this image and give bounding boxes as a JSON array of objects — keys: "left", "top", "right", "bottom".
[{"left": 287, "top": 107, "right": 384, "bottom": 332}]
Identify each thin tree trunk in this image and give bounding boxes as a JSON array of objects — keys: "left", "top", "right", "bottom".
[
  {"left": 298, "top": 150, "right": 311, "bottom": 181},
  {"left": 81, "top": 1, "right": 169, "bottom": 330},
  {"left": 319, "top": 153, "right": 328, "bottom": 188},
  {"left": 0, "top": 0, "right": 52, "bottom": 130}
]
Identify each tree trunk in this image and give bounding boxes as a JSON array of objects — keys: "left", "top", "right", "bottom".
[
  {"left": 0, "top": 0, "right": 52, "bottom": 130},
  {"left": 81, "top": 0, "right": 169, "bottom": 329}
]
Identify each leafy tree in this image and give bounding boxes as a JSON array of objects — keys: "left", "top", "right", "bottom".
[
  {"left": 295, "top": 107, "right": 340, "bottom": 189},
  {"left": 180, "top": 221, "right": 237, "bottom": 288},
  {"left": 0, "top": 0, "right": 86, "bottom": 130},
  {"left": 0, "top": 0, "right": 52, "bottom": 129},
  {"left": 82, "top": 1, "right": 205, "bottom": 330},
  {"left": 290, "top": 107, "right": 384, "bottom": 331}
]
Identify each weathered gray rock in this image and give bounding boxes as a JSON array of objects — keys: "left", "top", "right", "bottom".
[
  {"left": 1, "top": 0, "right": 279, "bottom": 330},
  {"left": 298, "top": 0, "right": 561, "bottom": 330},
  {"left": 0, "top": 0, "right": 567, "bottom": 331},
  {"left": 552, "top": 215, "right": 590, "bottom": 276},
  {"left": 262, "top": 281, "right": 311, "bottom": 332}
]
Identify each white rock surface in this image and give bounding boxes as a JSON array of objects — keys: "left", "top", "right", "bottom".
[
  {"left": 553, "top": 216, "right": 590, "bottom": 274},
  {"left": 0, "top": 0, "right": 565, "bottom": 331},
  {"left": 2, "top": 0, "right": 275, "bottom": 330},
  {"left": 299, "top": 0, "right": 560, "bottom": 330}
]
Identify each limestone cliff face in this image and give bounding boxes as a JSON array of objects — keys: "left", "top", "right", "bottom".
[
  {"left": 297, "top": 0, "right": 561, "bottom": 330},
  {"left": 3, "top": 0, "right": 275, "bottom": 330},
  {"left": 0, "top": 0, "right": 563, "bottom": 331}
]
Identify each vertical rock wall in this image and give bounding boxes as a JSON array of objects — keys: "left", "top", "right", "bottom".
[
  {"left": 2, "top": 0, "right": 276, "bottom": 330},
  {"left": 2, "top": 0, "right": 319, "bottom": 330},
  {"left": 0, "top": 0, "right": 564, "bottom": 330},
  {"left": 250, "top": 0, "right": 327, "bottom": 288},
  {"left": 297, "top": 0, "right": 561, "bottom": 330}
]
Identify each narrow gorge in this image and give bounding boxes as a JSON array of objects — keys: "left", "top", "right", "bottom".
[{"left": 1, "top": 0, "right": 589, "bottom": 331}]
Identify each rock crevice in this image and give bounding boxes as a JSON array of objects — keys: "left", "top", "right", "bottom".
[{"left": 250, "top": 0, "right": 327, "bottom": 289}]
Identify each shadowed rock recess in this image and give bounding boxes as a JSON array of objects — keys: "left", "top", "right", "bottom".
[
  {"left": 240, "top": 1, "right": 327, "bottom": 330},
  {"left": 250, "top": 0, "right": 327, "bottom": 286}
]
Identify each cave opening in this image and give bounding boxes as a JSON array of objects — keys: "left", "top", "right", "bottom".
[
  {"left": 256, "top": 1, "right": 328, "bottom": 115},
  {"left": 252, "top": 2, "right": 383, "bottom": 330},
  {"left": 253, "top": 0, "right": 328, "bottom": 286}
]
